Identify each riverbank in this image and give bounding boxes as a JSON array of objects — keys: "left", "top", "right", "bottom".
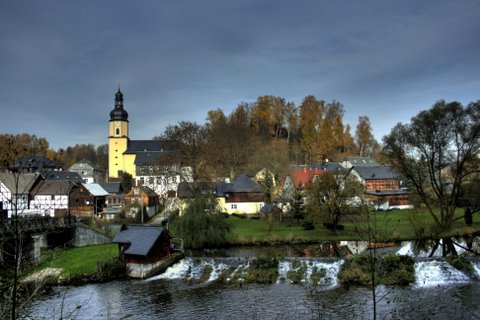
[{"left": 225, "top": 209, "right": 480, "bottom": 245}]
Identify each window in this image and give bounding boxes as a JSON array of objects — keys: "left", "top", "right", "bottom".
[{"left": 116, "top": 128, "right": 120, "bottom": 135}]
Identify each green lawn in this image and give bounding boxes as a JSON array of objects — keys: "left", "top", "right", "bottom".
[
  {"left": 35, "top": 243, "right": 118, "bottom": 277},
  {"left": 225, "top": 208, "right": 480, "bottom": 245}
]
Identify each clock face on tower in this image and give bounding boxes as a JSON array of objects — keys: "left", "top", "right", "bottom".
[{"left": 115, "top": 121, "right": 120, "bottom": 126}]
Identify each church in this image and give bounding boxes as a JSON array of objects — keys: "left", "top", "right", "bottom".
[{"left": 108, "top": 89, "right": 191, "bottom": 196}]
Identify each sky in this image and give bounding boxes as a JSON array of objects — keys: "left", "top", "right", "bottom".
[{"left": 1, "top": 0, "right": 479, "bottom": 150}]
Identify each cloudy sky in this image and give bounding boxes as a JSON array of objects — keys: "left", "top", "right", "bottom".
[{"left": 1, "top": 0, "right": 479, "bottom": 150}]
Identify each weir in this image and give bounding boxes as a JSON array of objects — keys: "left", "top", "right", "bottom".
[{"left": 148, "top": 256, "right": 480, "bottom": 288}]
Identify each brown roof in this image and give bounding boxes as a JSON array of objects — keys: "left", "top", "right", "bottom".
[{"left": 31, "top": 180, "right": 75, "bottom": 195}]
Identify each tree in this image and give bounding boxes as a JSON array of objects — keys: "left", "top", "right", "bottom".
[
  {"left": 171, "top": 195, "right": 230, "bottom": 249},
  {"left": 306, "top": 171, "right": 364, "bottom": 233},
  {"left": 158, "top": 121, "right": 206, "bottom": 182},
  {"left": 120, "top": 172, "right": 133, "bottom": 193},
  {"left": 383, "top": 100, "right": 480, "bottom": 231},
  {"left": 355, "top": 116, "right": 374, "bottom": 157},
  {"left": 205, "top": 104, "right": 255, "bottom": 179},
  {"left": 299, "top": 95, "right": 324, "bottom": 163}
]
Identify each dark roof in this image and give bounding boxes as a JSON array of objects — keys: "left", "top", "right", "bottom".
[
  {"left": 109, "top": 89, "right": 129, "bottom": 121},
  {"left": 134, "top": 151, "right": 170, "bottom": 166},
  {"left": 11, "top": 156, "right": 62, "bottom": 172},
  {"left": 112, "top": 225, "right": 164, "bottom": 256},
  {"left": 124, "top": 140, "right": 169, "bottom": 154},
  {"left": 101, "top": 182, "right": 123, "bottom": 194},
  {"left": 31, "top": 180, "right": 74, "bottom": 195},
  {"left": 177, "top": 181, "right": 214, "bottom": 198},
  {"left": 353, "top": 166, "right": 399, "bottom": 180},
  {"left": 311, "top": 162, "right": 346, "bottom": 173},
  {"left": 225, "top": 175, "right": 263, "bottom": 193},
  {"left": 42, "top": 171, "right": 84, "bottom": 183}
]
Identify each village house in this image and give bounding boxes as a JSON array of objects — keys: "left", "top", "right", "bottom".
[
  {"left": 216, "top": 175, "right": 265, "bottom": 216},
  {"left": 124, "top": 185, "right": 161, "bottom": 218},
  {"left": 29, "top": 180, "right": 76, "bottom": 217},
  {"left": 113, "top": 224, "right": 183, "bottom": 279},
  {"left": 100, "top": 181, "right": 124, "bottom": 219},
  {"left": 69, "top": 159, "right": 105, "bottom": 184},
  {"left": 344, "top": 157, "right": 412, "bottom": 210},
  {"left": 68, "top": 183, "right": 109, "bottom": 217},
  {"left": 135, "top": 151, "right": 193, "bottom": 198}
]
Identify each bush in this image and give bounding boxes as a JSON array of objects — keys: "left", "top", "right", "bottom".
[
  {"left": 339, "top": 254, "right": 415, "bottom": 287},
  {"left": 302, "top": 220, "right": 315, "bottom": 230}
]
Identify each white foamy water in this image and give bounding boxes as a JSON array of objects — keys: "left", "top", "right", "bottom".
[
  {"left": 277, "top": 259, "right": 344, "bottom": 287},
  {"left": 414, "top": 260, "right": 470, "bottom": 287}
]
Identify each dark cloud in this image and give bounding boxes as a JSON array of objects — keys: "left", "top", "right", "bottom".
[{"left": 0, "top": 0, "right": 479, "bottom": 149}]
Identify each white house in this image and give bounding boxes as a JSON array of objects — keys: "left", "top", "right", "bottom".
[{"left": 29, "top": 180, "right": 75, "bottom": 217}]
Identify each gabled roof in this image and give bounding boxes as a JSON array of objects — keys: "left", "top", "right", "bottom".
[
  {"left": 352, "top": 166, "right": 399, "bottom": 180},
  {"left": 0, "top": 172, "right": 40, "bottom": 194},
  {"left": 112, "top": 225, "right": 164, "bottom": 256},
  {"left": 127, "top": 185, "right": 158, "bottom": 198},
  {"left": 31, "top": 180, "right": 74, "bottom": 196},
  {"left": 124, "top": 140, "right": 169, "bottom": 154},
  {"left": 101, "top": 182, "right": 123, "bottom": 194},
  {"left": 288, "top": 166, "right": 327, "bottom": 188},
  {"left": 225, "top": 175, "right": 263, "bottom": 193},
  {"left": 82, "top": 183, "right": 109, "bottom": 196},
  {"left": 42, "top": 171, "right": 84, "bottom": 183},
  {"left": 69, "top": 159, "right": 97, "bottom": 171}
]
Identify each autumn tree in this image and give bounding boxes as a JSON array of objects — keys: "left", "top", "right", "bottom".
[
  {"left": 0, "top": 134, "right": 51, "bottom": 166},
  {"left": 383, "top": 100, "right": 480, "bottom": 231},
  {"left": 355, "top": 116, "right": 374, "bottom": 157},
  {"left": 299, "top": 95, "right": 324, "bottom": 163}
]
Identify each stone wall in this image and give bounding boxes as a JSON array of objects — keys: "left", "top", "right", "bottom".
[{"left": 73, "top": 224, "right": 112, "bottom": 247}]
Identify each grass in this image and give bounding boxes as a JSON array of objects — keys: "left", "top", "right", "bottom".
[
  {"left": 225, "top": 208, "right": 480, "bottom": 245},
  {"left": 34, "top": 243, "right": 118, "bottom": 277}
]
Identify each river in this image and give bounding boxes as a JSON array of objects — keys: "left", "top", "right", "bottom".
[{"left": 21, "top": 240, "right": 480, "bottom": 320}]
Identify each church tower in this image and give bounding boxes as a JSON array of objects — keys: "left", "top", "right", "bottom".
[{"left": 108, "top": 89, "right": 129, "bottom": 179}]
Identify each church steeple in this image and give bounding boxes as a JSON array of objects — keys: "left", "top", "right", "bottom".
[{"left": 110, "top": 88, "right": 129, "bottom": 122}]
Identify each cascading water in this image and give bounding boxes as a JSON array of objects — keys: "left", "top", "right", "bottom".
[
  {"left": 414, "top": 260, "right": 471, "bottom": 287},
  {"left": 277, "top": 259, "right": 344, "bottom": 288},
  {"left": 147, "top": 257, "right": 343, "bottom": 287}
]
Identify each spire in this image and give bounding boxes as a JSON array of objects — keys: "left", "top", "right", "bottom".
[{"left": 110, "top": 88, "right": 129, "bottom": 121}]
